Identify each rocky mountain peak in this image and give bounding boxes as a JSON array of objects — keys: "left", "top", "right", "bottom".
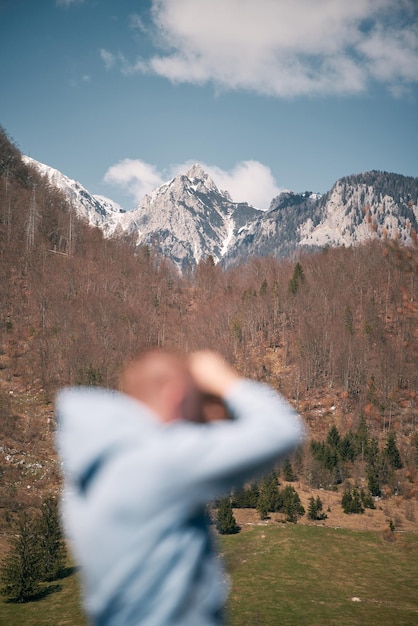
[
  {"left": 186, "top": 163, "right": 208, "bottom": 181},
  {"left": 180, "top": 163, "right": 220, "bottom": 197}
]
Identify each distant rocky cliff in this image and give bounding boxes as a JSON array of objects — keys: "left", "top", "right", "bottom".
[{"left": 25, "top": 157, "right": 418, "bottom": 270}]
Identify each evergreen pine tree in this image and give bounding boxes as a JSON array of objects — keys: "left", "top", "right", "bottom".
[
  {"left": 308, "top": 496, "right": 328, "bottom": 520},
  {"left": 37, "top": 496, "right": 66, "bottom": 581},
  {"left": 350, "top": 488, "right": 364, "bottom": 514},
  {"left": 367, "top": 469, "right": 381, "bottom": 497},
  {"left": 338, "top": 433, "right": 356, "bottom": 462},
  {"left": 366, "top": 437, "right": 382, "bottom": 496},
  {"left": 1, "top": 511, "right": 42, "bottom": 602},
  {"left": 256, "top": 497, "right": 269, "bottom": 520},
  {"left": 279, "top": 485, "right": 305, "bottom": 522},
  {"left": 231, "top": 482, "right": 259, "bottom": 509},
  {"left": 288, "top": 262, "right": 304, "bottom": 294},
  {"left": 283, "top": 459, "right": 296, "bottom": 481},
  {"left": 315, "top": 495, "right": 327, "bottom": 519},
  {"left": 341, "top": 490, "right": 352, "bottom": 513},
  {"left": 327, "top": 424, "right": 341, "bottom": 448},
  {"left": 258, "top": 471, "right": 280, "bottom": 514},
  {"left": 308, "top": 496, "right": 317, "bottom": 520},
  {"left": 341, "top": 488, "right": 364, "bottom": 514},
  {"left": 384, "top": 431, "right": 403, "bottom": 469},
  {"left": 359, "top": 488, "right": 375, "bottom": 510},
  {"left": 215, "top": 498, "right": 239, "bottom": 535},
  {"left": 245, "top": 482, "right": 260, "bottom": 508},
  {"left": 307, "top": 495, "right": 327, "bottom": 520}
]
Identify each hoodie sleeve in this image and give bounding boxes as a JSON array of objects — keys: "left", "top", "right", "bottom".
[{"left": 155, "top": 379, "right": 306, "bottom": 502}]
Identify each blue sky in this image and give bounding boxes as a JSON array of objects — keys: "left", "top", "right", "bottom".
[{"left": 1, "top": 0, "right": 417, "bottom": 210}]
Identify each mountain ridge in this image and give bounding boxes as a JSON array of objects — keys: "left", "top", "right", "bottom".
[
  {"left": 24, "top": 156, "right": 418, "bottom": 269},
  {"left": 22, "top": 156, "right": 125, "bottom": 237}
]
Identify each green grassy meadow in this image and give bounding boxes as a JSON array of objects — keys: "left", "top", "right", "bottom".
[
  {"left": 1, "top": 525, "right": 417, "bottom": 625},
  {"left": 223, "top": 525, "right": 418, "bottom": 625},
  {"left": 0, "top": 567, "right": 87, "bottom": 626}
]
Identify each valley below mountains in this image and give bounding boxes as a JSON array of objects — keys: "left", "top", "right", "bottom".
[{"left": 24, "top": 156, "right": 418, "bottom": 270}]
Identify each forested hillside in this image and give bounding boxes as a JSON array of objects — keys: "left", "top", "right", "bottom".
[{"left": 1, "top": 126, "right": 417, "bottom": 532}]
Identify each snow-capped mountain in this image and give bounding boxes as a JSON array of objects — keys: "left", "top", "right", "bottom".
[
  {"left": 22, "top": 156, "right": 125, "bottom": 235},
  {"left": 118, "top": 164, "right": 261, "bottom": 269},
  {"left": 24, "top": 155, "right": 418, "bottom": 269},
  {"left": 24, "top": 156, "right": 261, "bottom": 269}
]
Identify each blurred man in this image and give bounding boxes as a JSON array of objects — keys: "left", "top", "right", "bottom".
[{"left": 56, "top": 350, "right": 305, "bottom": 625}]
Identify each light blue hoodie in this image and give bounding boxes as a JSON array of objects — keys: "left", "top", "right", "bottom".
[{"left": 56, "top": 380, "right": 305, "bottom": 625}]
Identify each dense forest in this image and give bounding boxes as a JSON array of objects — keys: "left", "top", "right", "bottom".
[{"left": 1, "top": 125, "right": 417, "bottom": 549}]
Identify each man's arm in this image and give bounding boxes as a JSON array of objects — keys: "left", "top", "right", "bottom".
[{"left": 159, "top": 351, "right": 306, "bottom": 502}]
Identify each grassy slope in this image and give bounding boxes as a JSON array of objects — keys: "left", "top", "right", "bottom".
[
  {"left": 223, "top": 525, "right": 418, "bottom": 626},
  {"left": 1, "top": 526, "right": 417, "bottom": 625},
  {"left": 0, "top": 567, "right": 86, "bottom": 626}
]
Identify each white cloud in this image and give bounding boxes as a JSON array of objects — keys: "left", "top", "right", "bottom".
[
  {"left": 200, "top": 161, "right": 280, "bottom": 209},
  {"left": 104, "top": 158, "right": 281, "bottom": 209},
  {"left": 104, "top": 159, "right": 165, "bottom": 203},
  {"left": 357, "top": 24, "right": 418, "bottom": 84},
  {"left": 105, "top": 0, "right": 418, "bottom": 97}
]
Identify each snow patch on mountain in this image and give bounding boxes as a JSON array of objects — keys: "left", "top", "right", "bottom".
[{"left": 22, "top": 156, "right": 125, "bottom": 235}]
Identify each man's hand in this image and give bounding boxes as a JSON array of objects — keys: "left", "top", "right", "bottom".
[{"left": 188, "top": 351, "right": 240, "bottom": 398}]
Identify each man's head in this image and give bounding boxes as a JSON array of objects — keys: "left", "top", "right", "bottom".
[{"left": 120, "top": 350, "right": 203, "bottom": 423}]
